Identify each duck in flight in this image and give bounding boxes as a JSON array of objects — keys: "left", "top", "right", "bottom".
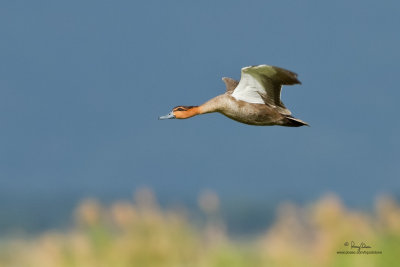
[{"left": 159, "top": 64, "right": 308, "bottom": 127}]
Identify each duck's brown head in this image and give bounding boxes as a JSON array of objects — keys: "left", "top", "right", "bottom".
[{"left": 159, "top": 106, "right": 200, "bottom": 120}]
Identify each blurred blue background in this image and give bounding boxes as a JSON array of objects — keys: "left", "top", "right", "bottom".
[{"left": 0, "top": 0, "right": 399, "bottom": 233}]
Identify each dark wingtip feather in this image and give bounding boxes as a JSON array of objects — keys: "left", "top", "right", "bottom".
[
  {"left": 283, "top": 116, "right": 309, "bottom": 127},
  {"left": 271, "top": 65, "right": 302, "bottom": 85}
]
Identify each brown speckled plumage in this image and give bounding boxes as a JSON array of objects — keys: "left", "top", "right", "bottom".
[{"left": 199, "top": 94, "right": 295, "bottom": 126}]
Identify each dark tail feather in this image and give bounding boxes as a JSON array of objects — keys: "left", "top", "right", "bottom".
[{"left": 283, "top": 116, "right": 309, "bottom": 127}]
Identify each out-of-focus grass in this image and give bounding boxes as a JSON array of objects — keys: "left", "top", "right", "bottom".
[{"left": 0, "top": 190, "right": 399, "bottom": 267}]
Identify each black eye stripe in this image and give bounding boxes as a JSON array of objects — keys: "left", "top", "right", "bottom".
[{"left": 173, "top": 106, "right": 197, "bottom": 111}]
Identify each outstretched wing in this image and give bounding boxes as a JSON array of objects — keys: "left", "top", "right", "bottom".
[
  {"left": 231, "top": 65, "right": 301, "bottom": 115},
  {"left": 222, "top": 77, "right": 239, "bottom": 93}
]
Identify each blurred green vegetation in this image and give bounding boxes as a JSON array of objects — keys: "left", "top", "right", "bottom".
[{"left": 0, "top": 189, "right": 399, "bottom": 267}]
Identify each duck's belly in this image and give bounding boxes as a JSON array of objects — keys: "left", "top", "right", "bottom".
[
  {"left": 220, "top": 99, "right": 282, "bottom": 126},
  {"left": 222, "top": 112, "right": 276, "bottom": 126}
]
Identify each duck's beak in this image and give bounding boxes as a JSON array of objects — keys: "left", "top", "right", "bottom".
[{"left": 158, "top": 111, "right": 175, "bottom": 120}]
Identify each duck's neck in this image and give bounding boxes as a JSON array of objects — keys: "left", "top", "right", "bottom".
[
  {"left": 178, "top": 96, "right": 223, "bottom": 119},
  {"left": 198, "top": 95, "right": 223, "bottom": 114}
]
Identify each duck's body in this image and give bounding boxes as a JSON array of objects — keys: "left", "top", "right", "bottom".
[
  {"left": 199, "top": 95, "right": 287, "bottom": 126},
  {"left": 159, "top": 64, "right": 308, "bottom": 127}
]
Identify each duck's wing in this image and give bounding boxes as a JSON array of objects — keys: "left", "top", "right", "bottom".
[
  {"left": 222, "top": 77, "right": 239, "bottom": 93},
  {"left": 231, "top": 65, "right": 301, "bottom": 115}
]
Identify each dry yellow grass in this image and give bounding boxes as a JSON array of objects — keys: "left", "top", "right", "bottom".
[{"left": 0, "top": 190, "right": 399, "bottom": 267}]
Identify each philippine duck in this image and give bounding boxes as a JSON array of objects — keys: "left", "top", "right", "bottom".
[{"left": 159, "top": 64, "right": 308, "bottom": 127}]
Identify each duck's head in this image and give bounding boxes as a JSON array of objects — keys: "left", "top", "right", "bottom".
[{"left": 159, "top": 106, "right": 200, "bottom": 120}]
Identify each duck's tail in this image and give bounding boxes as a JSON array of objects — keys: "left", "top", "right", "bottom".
[{"left": 282, "top": 116, "right": 309, "bottom": 127}]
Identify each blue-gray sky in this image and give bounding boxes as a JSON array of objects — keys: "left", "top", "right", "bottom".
[{"left": 1, "top": 0, "right": 399, "bottom": 231}]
